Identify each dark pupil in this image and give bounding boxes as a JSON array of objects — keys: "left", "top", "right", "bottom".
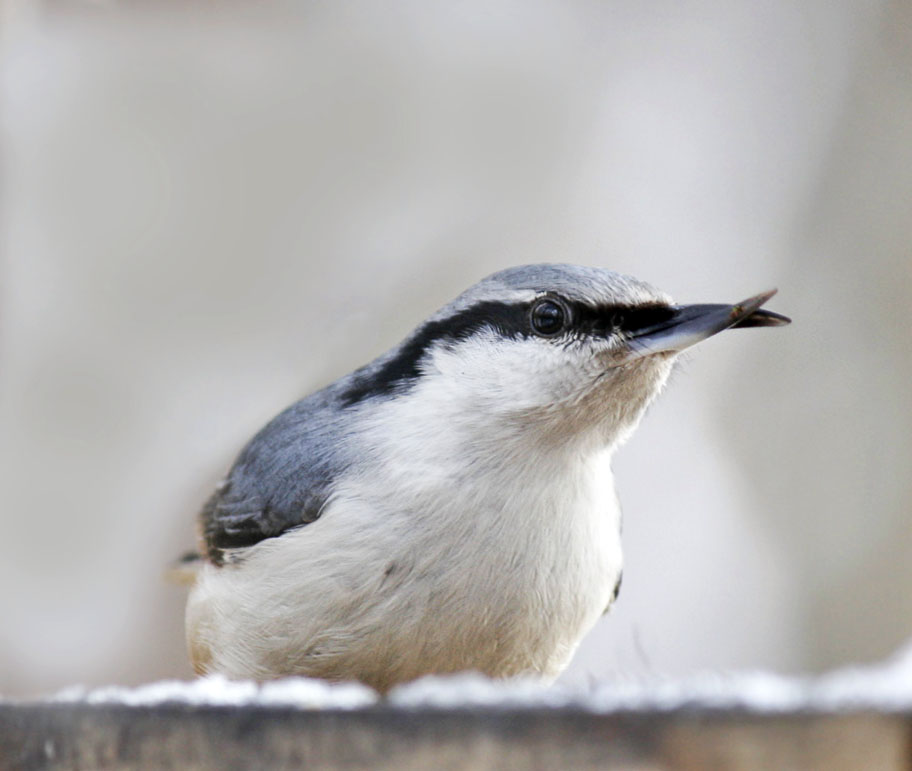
[{"left": 532, "top": 301, "right": 565, "bottom": 335}]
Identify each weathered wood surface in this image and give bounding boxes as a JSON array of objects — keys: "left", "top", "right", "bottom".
[{"left": 1, "top": 704, "right": 909, "bottom": 771}]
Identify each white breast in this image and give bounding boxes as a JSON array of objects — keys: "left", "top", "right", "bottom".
[{"left": 186, "top": 371, "right": 624, "bottom": 691}]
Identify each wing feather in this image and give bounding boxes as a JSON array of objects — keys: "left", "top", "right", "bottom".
[{"left": 198, "top": 388, "right": 347, "bottom": 565}]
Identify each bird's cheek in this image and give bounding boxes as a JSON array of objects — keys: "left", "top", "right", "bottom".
[{"left": 594, "top": 343, "right": 635, "bottom": 371}]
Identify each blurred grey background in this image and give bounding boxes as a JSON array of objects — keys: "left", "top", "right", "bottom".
[{"left": 1, "top": 0, "right": 909, "bottom": 698}]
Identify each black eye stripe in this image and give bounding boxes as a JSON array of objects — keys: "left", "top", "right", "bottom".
[
  {"left": 341, "top": 301, "right": 529, "bottom": 405},
  {"left": 565, "top": 300, "right": 675, "bottom": 336},
  {"left": 340, "top": 297, "right": 675, "bottom": 406}
]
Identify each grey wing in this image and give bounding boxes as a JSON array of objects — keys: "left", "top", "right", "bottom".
[{"left": 199, "top": 391, "right": 348, "bottom": 565}]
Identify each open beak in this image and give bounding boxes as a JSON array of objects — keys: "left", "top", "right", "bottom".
[{"left": 626, "top": 289, "right": 790, "bottom": 359}]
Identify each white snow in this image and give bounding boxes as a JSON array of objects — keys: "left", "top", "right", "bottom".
[
  {"left": 390, "top": 641, "right": 912, "bottom": 713},
  {"left": 388, "top": 674, "right": 565, "bottom": 710},
  {"left": 48, "top": 674, "right": 377, "bottom": 710},
  {"left": 10, "top": 640, "right": 912, "bottom": 712}
]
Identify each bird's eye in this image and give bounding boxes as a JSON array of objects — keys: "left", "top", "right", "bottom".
[
  {"left": 610, "top": 310, "right": 626, "bottom": 331},
  {"left": 530, "top": 299, "right": 568, "bottom": 337}
]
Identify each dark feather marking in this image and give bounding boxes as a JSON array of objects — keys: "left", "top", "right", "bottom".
[
  {"left": 341, "top": 298, "right": 673, "bottom": 407},
  {"left": 572, "top": 302, "right": 676, "bottom": 338},
  {"left": 341, "top": 301, "right": 529, "bottom": 406},
  {"left": 604, "top": 570, "right": 623, "bottom": 615}
]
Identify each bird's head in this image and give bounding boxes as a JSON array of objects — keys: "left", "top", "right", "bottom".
[{"left": 342, "top": 264, "right": 789, "bottom": 450}]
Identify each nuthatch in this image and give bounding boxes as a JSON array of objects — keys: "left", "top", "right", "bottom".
[{"left": 184, "top": 264, "right": 789, "bottom": 692}]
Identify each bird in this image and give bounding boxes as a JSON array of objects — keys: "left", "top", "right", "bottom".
[{"left": 183, "top": 263, "right": 789, "bottom": 693}]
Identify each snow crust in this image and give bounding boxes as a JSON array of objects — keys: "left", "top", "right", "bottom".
[
  {"left": 391, "top": 642, "right": 912, "bottom": 713},
  {"left": 10, "top": 641, "right": 912, "bottom": 713},
  {"left": 49, "top": 675, "right": 377, "bottom": 710}
]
